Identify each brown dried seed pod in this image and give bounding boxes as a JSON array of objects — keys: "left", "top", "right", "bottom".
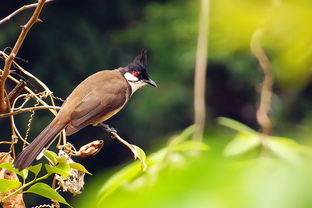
[{"left": 76, "top": 140, "right": 104, "bottom": 157}]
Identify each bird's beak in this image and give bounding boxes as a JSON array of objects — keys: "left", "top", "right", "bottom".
[{"left": 144, "top": 78, "right": 157, "bottom": 87}]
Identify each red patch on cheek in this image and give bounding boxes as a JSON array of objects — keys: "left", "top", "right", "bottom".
[{"left": 131, "top": 71, "right": 138, "bottom": 77}]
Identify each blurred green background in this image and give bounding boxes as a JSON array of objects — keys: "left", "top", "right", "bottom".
[{"left": 1, "top": 0, "right": 312, "bottom": 207}]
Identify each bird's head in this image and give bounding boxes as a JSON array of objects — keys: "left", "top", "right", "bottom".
[{"left": 123, "top": 49, "right": 157, "bottom": 93}]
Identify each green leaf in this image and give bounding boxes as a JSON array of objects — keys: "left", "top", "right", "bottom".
[
  {"left": 267, "top": 137, "right": 303, "bottom": 165},
  {"left": 167, "top": 125, "right": 195, "bottom": 148},
  {"left": 57, "top": 155, "right": 68, "bottom": 164},
  {"left": 45, "top": 163, "right": 71, "bottom": 179},
  {"left": 224, "top": 133, "right": 261, "bottom": 156},
  {"left": 28, "top": 163, "right": 42, "bottom": 177},
  {"left": 218, "top": 117, "right": 257, "bottom": 134},
  {"left": 97, "top": 162, "right": 142, "bottom": 203},
  {"left": 174, "top": 141, "right": 210, "bottom": 151},
  {"left": 69, "top": 162, "right": 92, "bottom": 175},
  {"left": 0, "top": 163, "right": 28, "bottom": 180},
  {"left": 132, "top": 145, "right": 147, "bottom": 171},
  {"left": 97, "top": 148, "right": 168, "bottom": 201},
  {"left": 26, "top": 183, "right": 71, "bottom": 207},
  {"left": 44, "top": 150, "right": 58, "bottom": 165},
  {"left": 0, "top": 179, "right": 21, "bottom": 194}
]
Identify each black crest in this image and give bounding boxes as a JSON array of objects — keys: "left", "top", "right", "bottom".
[{"left": 128, "top": 49, "right": 147, "bottom": 71}]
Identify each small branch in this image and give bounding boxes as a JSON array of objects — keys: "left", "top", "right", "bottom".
[
  {"left": 99, "top": 124, "right": 136, "bottom": 157},
  {"left": 0, "top": 141, "right": 17, "bottom": 145},
  {"left": 8, "top": 80, "right": 27, "bottom": 104},
  {"left": 0, "top": 106, "right": 60, "bottom": 119},
  {"left": 0, "top": 0, "right": 54, "bottom": 25},
  {"left": 0, "top": 70, "right": 58, "bottom": 116},
  {"left": 0, "top": 52, "right": 60, "bottom": 117},
  {"left": 5, "top": 91, "right": 18, "bottom": 157},
  {"left": 98, "top": 123, "right": 147, "bottom": 171},
  {"left": 250, "top": 29, "right": 274, "bottom": 135},
  {"left": 0, "top": 0, "right": 47, "bottom": 112},
  {"left": 193, "top": 0, "right": 210, "bottom": 141}
]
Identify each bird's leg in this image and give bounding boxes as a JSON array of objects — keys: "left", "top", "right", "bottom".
[{"left": 98, "top": 123, "right": 117, "bottom": 137}]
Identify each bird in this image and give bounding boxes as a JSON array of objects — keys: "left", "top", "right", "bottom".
[{"left": 13, "top": 49, "right": 157, "bottom": 170}]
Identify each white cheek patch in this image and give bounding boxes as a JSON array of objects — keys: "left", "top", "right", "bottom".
[
  {"left": 124, "top": 72, "right": 139, "bottom": 82},
  {"left": 128, "top": 80, "right": 147, "bottom": 94}
]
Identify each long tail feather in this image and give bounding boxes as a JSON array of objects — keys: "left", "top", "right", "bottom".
[{"left": 13, "top": 120, "right": 66, "bottom": 170}]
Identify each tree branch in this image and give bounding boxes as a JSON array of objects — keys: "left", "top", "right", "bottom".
[
  {"left": 0, "top": 0, "right": 47, "bottom": 112},
  {"left": 8, "top": 80, "right": 27, "bottom": 104},
  {"left": 193, "top": 0, "right": 209, "bottom": 141},
  {"left": 251, "top": 29, "right": 274, "bottom": 135},
  {"left": 0, "top": 0, "right": 53, "bottom": 25},
  {"left": 98, "top": 123, "right": 147, "bottom": 171},
  {"left": 0, "top": 106, "right": 60, "bottom": 119}
]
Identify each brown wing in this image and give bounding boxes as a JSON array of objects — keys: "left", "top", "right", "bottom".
[{"left": 65, "top": 71, "right": 130, "bottom": 135}]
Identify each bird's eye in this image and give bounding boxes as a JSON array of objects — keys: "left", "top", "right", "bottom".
[{"left": 131, "top": 71, "right": 139, "bottom": 77}]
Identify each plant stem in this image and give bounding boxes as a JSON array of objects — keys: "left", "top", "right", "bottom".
[
  {"left": 0, "top": 173, "right": 51, "bottom": 202},
  {"left": 193, "top": 0, "right": 210, "bottom": 141}
]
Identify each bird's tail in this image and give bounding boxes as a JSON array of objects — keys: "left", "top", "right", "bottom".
[{"left": 13, "top": 119, "right": 66, "bottom": 170}]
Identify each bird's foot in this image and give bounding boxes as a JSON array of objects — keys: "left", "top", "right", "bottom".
[{"left": 98, "top": 123, "right": 117, "bottom": 137}]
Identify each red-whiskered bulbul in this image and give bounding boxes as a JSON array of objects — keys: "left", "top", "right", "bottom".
[{"left": 13, "top": 49, "right": 157, "bottom": 170}]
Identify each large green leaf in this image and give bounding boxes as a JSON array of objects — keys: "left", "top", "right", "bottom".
[
  {"left": 28, "top": 163, "right": 42, "bottom": 177},
  {"left": 44, "top": 151, "right": 58, "bottom": 165},
  {"left": 267, "top": 137, "right": 303, "bottom": 165},
  {"left": 218, "top": 117, "right": 257, "bottom": 134},
  {"left": 69, "top": 162, "right": 92, "bottom": 175},
  {"left": 0, "top": 163, "right": 28, "bottom": 180},
  {"left": 45, "top": 163, "right": 71, "bottom": 179},
  {"left": 26, "top": 183, "right": 71, "bottom": 207},
  {"left": 224, "top": 133, "right": 261, "bottom": 156},
  {"left": 167, "top": 125, "right": 195, "bottom": 149},
  {"left": 0, "top": 179, "right": 21, "bottom": 194},
  {"left": 97, "top": 126, "right": 208, "bottom": 202},
  {"left": 97, "top": 161, "right": 143, "bottom": 204},
  {"left": 174, "top": 141, "right": 210, "bottom": 151}
]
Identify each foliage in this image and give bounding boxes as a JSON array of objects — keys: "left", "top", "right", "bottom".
[
  {"left": 0, "top": 152, "right": 91, "bottom": 207},
  {"left": 76, "top": 121, "right": 312, "bottom": 208},
  {"left": 25, "top": 183, "right": 71, "bottom": 207},
  {"left": 0, "top": 179, "right": 21, "bottom": 194}
]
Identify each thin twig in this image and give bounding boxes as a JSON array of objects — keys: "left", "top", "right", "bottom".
[
  {"left": 0, "top": 70, "right": 58, "bottom": 116},
  {"left": 0, "top": 0, "right": 47, "bottom": 112},
  {"left": 0, "top": 105, "right": 60, "bottom": 119},
  {"left": 0, "top": 0, "right": 54, "bottom": 25},
  {"left": 193, "top": 0, "right": 210, "bottom": 141},
  {"left": 250, "top": 29, "right": 274, "bottom": 135},
  {"left": 0, "top": 141, "right": 17, "bottom": 145},
  {"left": 98, "top": 123, "right": 147, "bottom": 171},
  {"left": 5, "top": 90, "right": 18, "bottom": 157}
]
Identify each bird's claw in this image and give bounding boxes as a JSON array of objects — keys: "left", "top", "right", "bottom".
[{"left": 98, "top": 123, "right": 117, "bottom": 137}]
